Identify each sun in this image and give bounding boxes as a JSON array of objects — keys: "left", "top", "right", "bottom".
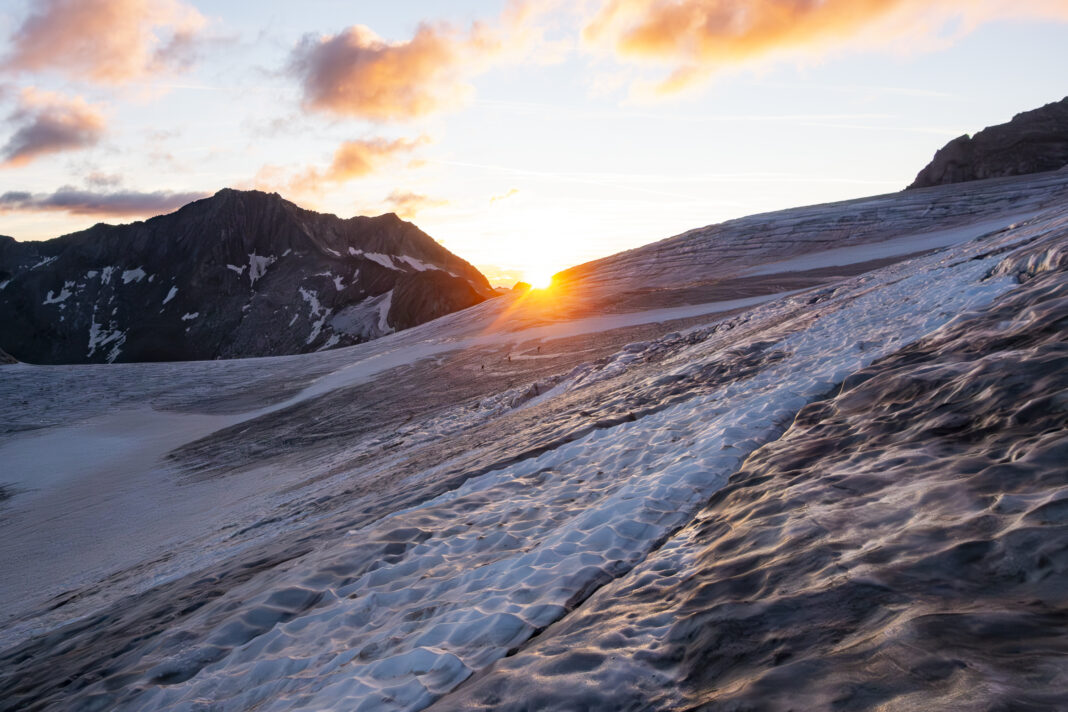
[{"left": 525, "top": 268, "right": 555, "bottom": 290}]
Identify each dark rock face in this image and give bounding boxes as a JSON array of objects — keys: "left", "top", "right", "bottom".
[
  {"left": 387, "top": 270, "right": 486, "bottom": 331},
  {"left": 910, "top": 96, "right": 1068, "bottom": 188},
  {"left": 0, "top": 347, "right": 15, "bottom": 365},
  {"left": 0, "top": 190, "right": 494, "bottom": 364}
]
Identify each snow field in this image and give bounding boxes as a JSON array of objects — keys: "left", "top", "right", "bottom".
[{"left": 126, "top": 219, "right": 1027, "bottom": 711}]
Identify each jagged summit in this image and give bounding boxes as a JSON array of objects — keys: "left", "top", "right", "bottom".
[
  {"left": 0, "top": 190, "right": 494, "bottom": 364},
  {"left": 909, "top": 96, "right": 1068, "bottom": 189}
]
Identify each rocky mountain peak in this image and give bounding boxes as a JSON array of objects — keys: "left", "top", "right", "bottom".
[
  {"left": 0, "top": 191, "right": 495, "bottom": 364},
  {"left": 909, "top": 96, "right": 1068, "bottom": 189}
]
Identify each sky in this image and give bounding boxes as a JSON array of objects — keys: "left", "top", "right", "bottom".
[{"left": 1, "top": 1, "right": 1066, "bottom": 286}]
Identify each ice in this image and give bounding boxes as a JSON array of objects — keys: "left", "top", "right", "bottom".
[
  {"left": 181, "top": 312, "right": 199, "bottom": 321},
  {"left": 86, "top": 314, "right": 126, "bottom": 360},
  {"left": 317, "top": 334, "right": 341, "bottom": 351},
  {"left": 122, "top": 267, "right": 147, "bottom": 284},
  {"left": 299, "top": 287, "right": 330, "bottom": 344},
  {"left": 3, "top": 192, "right": 1067, "bottom": 712},
  {"left": 742, "top": 210, "right": 1036, "bottom": 276},
  {"left": 248, "top": 253, "right": 277, "bottom": 286},
  {"left": 349, "top": 248, "right": 399, "bottom": 270},
  {"left": 100, "top": 266, "right": 115, "bottom": 283},
  {"left": 162, "top": 286, "right": 178, "bottom": 305},
  {"left": 328, "top": 291, "right": 394, "bottom": 341},
  {"left": 42, "top": 281, "right": 74, "bottom": 305},
  {"left": 377, "top": 289, "right": 393, "bottom": 333},
  {"left": 398, "top": 255, "right": 437, "bottom": 272},
  {"left": 227, "top": 264, "right": 247, "bottom": 275}
]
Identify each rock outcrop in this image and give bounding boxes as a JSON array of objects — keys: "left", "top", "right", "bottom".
[
  {"left": 0, "top": 190, "right": 494, "bottom": 364},
  {"left": 910, "top": 97, "right": 1068, "bottom": 189}
]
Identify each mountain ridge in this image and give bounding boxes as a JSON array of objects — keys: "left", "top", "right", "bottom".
[
  {"left": 909, "top": 96, "right": 1068, "bottom": 189},
  {"left": 0, "top": 189, "right": 494, "bottom": 364}
]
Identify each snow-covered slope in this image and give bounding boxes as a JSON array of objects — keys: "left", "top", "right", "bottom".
[
  {"left": 1, "top": 178, "right": 1067, "bottom": 711},
  {"left": 555, "top": 170, "right": 1068, "bottom": 296}
]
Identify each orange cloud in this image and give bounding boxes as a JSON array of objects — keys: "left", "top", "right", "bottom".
[
  {"left": 289, "top": 1, "right": 562, "bottom": 121},
  {"left": 384, "top": 190, "right": 447, "bottom": 219},
  {"left": 4, "top": 0, "right": 206, "bottom": 84},
  {"left": 584, "top": 0, "right": 1068, "bottom": 92},
  {"left": 290, "top": 24, "right": 471, "bottom": 121},
  {"left": 1, "top": 88, "right": 106, "bottom": 167},
  {"left": 278, "top": 136, "right": 429, "bottom": 195}
]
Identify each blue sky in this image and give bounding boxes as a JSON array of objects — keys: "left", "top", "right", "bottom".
[{"left": 1, "top": 0, "right": 1066, "bottom": 285}]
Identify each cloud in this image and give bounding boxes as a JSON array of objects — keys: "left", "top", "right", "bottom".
[
  {"left": 0, "top": 187, "right": 209, "bottom": 216},
  {"left": 4, "top": 0, "right": 206, "bottom": 84},
  {"left": 290, "top": 24, "right": 471, "bottom": 121},
  {"left": 490, "top": 188, "right": 520, "bottom": 203},
  {"left": 260, "top": 136, "right": 429, "bottom": 196},
  {"left": 1, "top": 88, "right": 106, "bottom": 167},
  {"left": 384, "top": 190, "right": 447, "bottom": 219},
  {"left": 583, "top": 0, "right": 1068, "bottom": 92},
  {"left": 288, "top": 1, "right": 563, "bottom": 121}
]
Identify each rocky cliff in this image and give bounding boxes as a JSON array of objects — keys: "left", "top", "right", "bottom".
[
  {"left": 0, "top": 190, "right": 494, "bottom": 364},
  {"left": 909, "top": 97, "right": 1068, "bottom": 188}
]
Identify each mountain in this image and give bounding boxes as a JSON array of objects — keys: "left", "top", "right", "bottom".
[
  {"left": 0, "top": 189, "right": 494, "bottom": 364},
  {"left": 909, "top": 96, "right": 1068, "bottom": 188}
]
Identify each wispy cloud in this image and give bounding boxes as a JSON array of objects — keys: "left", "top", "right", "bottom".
[
  {"left": 1, "top": 88, "right": 106, "bottom": 167},
  {"left": 3, "top": 0, "right": 206, "bottom": 84},
  {"left": 256, "top": 136, "right": 430, "bottom": 196},
  {"left": 384, "top": 190, "right": 448, "bottom": 219},
  {"left": 0, "top": 186, "right": 209, "bottom": 216},
  {"left": 583, "top": 0, "right": 1068, "bottom": 93}
]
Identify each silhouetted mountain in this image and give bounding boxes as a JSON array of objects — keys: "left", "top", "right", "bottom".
[
  {"left": 0, "top": 189, "right": 494, "bottom": 364},
  {"left": 910, "top": 97, "right": 1068, "bottom": 188}
]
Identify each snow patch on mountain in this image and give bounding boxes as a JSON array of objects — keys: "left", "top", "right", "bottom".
[
  {"left": 122, "top": 268, "right": 147, "bottom": 285},
  {"left": 248, "top": 254, "right": 277, "bottom": 286},
  {"left": 43, "top": 282, "right": 74, "bottom": 305}
]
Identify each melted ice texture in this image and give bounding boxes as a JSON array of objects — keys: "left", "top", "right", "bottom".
[{"left": 120, "top": 215, "right": 1058, "bottom": 711}]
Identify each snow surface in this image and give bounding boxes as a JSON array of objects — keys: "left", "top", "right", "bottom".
[
  {"left": 742, "top": 210, "right": 1035, "bottom": 276},
  {"left": 2, "top": 190, "right": 1066, "bottom": 711},
  {"left": 162, "top": 286, "right": 178, "bottom": 305},
  {"left": 86, "top": 315, "right": 126, "bottom": 362},
  {"left": 349, "top": 248, "right": 400, "bottom": 270},
  {"left": 299, "top": 287, "right": 330, "bottom": 344},
  {"left": 248, "top": 253, "right": 277, "bottom": 286},
  {"left": 42, "top": 281, "right": 74, "bottom": 305},
  {"left": 122, "top": 267, "right": 147, "bottom": 284},
  {"left": 118, "top": 231, "right": 1026, "bottom": 712}
]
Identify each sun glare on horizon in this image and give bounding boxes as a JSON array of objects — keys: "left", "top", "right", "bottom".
[{"left": 525, "top": 268, "right": 556, "bottom": 290}]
